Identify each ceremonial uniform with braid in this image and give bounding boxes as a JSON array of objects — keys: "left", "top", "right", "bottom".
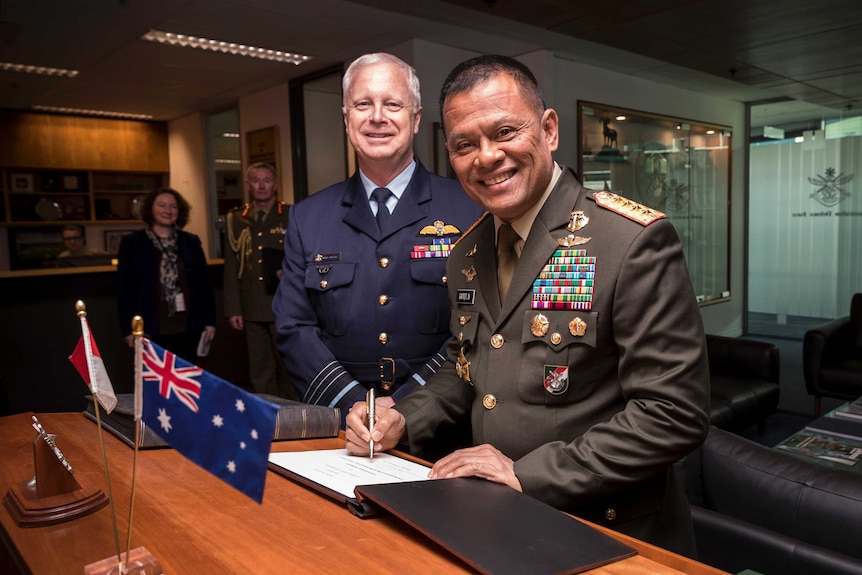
[{"left": 224, "top": 201, "right": 294, "bottom": 397}]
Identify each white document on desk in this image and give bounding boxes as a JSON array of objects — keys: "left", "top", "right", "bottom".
[{"left": 268, "top": 449, "right": 430, "bottom": 500}]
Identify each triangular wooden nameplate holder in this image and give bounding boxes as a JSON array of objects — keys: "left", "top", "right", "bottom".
[{"left": 2, "top": 433, "right": 108, "bottom": 527}]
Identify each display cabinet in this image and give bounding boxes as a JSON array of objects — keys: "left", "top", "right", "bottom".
[
  {"left": 2, "top": 168, "right": 167, "bottom": 224},
  {"left": 578, "top": 101, "right": 732, "bottom": 305}
]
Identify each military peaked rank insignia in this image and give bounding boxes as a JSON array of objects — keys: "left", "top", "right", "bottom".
[
  {"left": 466, "top": 244, "right": 478, "bottom": 257},
  {"left": 461, "top": 265, "right": 477, "bottom": 282},
  {"left": 567, "top": 210, "right": 589, "bottom": 232},
  {"left": 593, "top": 191, "right": 666, "bottom": 226},
  {"left": 532, "top": 248, "right": 595, "bottom": 311},
  {"left": 544, "top": 365, "right": 569, "bottom": 395},
  {"left": 419, "top": 220, "right": 461, "bottom": 236}
]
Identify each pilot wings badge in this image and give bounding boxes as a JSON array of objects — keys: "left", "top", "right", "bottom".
[{"left": 420, "top": 220, "right": 461, "bottom": 237}]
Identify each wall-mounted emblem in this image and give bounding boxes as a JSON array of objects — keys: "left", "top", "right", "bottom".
[{"left": 808, "top": 167, "right": 853, "bottom": 207}]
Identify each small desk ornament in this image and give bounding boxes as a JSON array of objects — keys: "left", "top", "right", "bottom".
[{"left": 2, "top": 416, "right": 108, "bottom": 527}]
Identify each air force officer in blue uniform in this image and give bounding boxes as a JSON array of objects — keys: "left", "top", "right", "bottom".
[{"left": 273, "top": 53, "right": 483, "bottom": 422}]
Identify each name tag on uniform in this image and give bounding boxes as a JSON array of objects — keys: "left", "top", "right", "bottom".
[{"left": 457, "top": 289, "right": 476, "bottom": 305}]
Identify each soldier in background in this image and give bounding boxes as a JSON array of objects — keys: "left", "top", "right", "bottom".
[{"left": 224, "top": 162, "right": 295, "bottom": 398}]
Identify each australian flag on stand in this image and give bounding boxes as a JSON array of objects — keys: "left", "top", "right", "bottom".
[{"left": 140, "top": 338, "right": 278, "bottom": 503}]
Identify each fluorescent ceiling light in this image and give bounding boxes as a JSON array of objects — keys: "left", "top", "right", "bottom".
[
  {"left": 0, "top": 61, "right": 78, "bottom": 77},
  {"left": 142, "top": 30, "right": 312, "bottom": 65},
  {"left": 222, "top": 132, "right": 240, "bottom": 138},
  {"left": 32, "top": 105, "right": 153, "bottom": 120}
]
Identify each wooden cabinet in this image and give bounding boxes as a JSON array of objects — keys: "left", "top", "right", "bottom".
[
  {"left": 2, "top": 168, "right": 167, "bottom": 224},
  {"left": 0, "top": 111, "right": 171, "bottom": 271}
]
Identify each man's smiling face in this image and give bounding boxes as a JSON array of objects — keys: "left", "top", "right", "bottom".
[
  {"left": 443, "top": 72, "right": 558, "bottom": 223},
  {"left": 343, "top": 61, "right": 421, "bottom": 170}
]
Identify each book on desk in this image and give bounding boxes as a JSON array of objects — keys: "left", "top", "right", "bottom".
[
  {"left": 84, "top": 393, "right": 340, "bottom": 449},
  {"left": 268, "top": 449, "right": 635, "bottom": 575}
]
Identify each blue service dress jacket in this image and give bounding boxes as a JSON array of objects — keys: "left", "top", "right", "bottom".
[
  {"left": 116, "top": 228, "right": 216, "bottom": 339},
  {"left": 273, "top": 160, "right": 484, "bottom": 413},
  {"left": 394, "top": 167, "right": 711, "bottom": 556}
]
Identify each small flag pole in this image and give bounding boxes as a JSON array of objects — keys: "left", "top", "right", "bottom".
[
  {"left": 124, "top": 316, "right": 144, "bottom": 568},
  {"left": 76, "top": 300, "right": 122, "bottom": 564}
]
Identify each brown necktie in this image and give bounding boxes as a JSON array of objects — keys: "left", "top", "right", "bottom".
[
  {"left": 497, "top": 223, "right": 519, "bottom": 303},
  {"left": 256, "top": 210, "right": 265, "bottom": 222}
]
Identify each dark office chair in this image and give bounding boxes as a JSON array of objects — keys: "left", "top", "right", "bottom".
[{"left": 803, "top": 293, "right": 862, "bottom": 415}]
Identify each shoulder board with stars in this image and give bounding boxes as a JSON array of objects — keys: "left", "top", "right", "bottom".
[
  {"left": 452, "top": 212, "right": 491, "bottom": 249},
  {"left": 591, "top": 191, "right": 665, "bottom": 226}
]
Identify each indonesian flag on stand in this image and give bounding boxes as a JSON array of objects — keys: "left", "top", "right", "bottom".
[{"left": 69, "top": 320, "right": 118, "bottom": 414}]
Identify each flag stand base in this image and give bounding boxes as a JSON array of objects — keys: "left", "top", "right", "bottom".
[
  {"left": 84, "top": 547, "right": 163, "bottom": 575},
  {"left": 2, "top": 433, "right": 108, "bottom": 527}
]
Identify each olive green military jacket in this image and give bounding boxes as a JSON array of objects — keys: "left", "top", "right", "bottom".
[{"left": 223, "top": 202, "right": 289, "bottom": 322}]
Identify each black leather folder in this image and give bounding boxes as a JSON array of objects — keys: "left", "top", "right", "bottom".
[{"left": 354, "top": 477, "right": 635, "bottom": 575}]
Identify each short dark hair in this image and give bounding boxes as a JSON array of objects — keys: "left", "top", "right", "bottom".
[
  {"left": 61, "top": 224, "right": 85, "bottom": 238},
  {"left": 439, "top": 54, "right": 546, "bottom": 127},
  {"left": 139, "top": 188, "right": 191, "bottom": 229}
]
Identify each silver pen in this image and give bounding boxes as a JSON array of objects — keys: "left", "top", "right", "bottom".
[{"left": 367, "top": 387, "right": 376, "bottom": 459}]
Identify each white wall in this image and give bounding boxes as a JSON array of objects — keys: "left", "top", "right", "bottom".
[{"left": 168, "top": 113, "right": 210, "bottom": 257}]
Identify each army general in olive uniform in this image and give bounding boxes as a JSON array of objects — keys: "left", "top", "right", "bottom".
[{"left": 224, "top": 162, "right": 295, "bottom": 398}]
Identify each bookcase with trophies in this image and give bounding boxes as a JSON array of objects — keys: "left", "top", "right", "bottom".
[{"left": 0, "top": 110, "right": 169, "bottom": 270}]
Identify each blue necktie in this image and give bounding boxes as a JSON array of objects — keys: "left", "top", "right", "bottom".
[{"left": 372, "top": 187, "right": 393, "bottom": 234}]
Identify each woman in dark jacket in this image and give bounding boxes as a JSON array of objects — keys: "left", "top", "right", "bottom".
[{"left": 117, "top": 188, "right": 216, "bottom": 361}]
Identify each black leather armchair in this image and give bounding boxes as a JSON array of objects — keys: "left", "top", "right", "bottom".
[
  {"left": 706, "top": 334, "right": 780, "bottom": 434},
  {"left": 677, "top": 427, "right": 862, "bottom": 575},
  {"left": 803, "top": 293, "right": 862, "bottom": 415}
]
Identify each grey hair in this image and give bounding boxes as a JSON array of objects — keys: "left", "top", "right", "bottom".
[{"left": 342, "top": 53, "right": 421, "bottom": 113}]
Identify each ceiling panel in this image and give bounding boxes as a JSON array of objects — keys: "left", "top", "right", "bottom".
[{"left": 0, "top": 0, "right": 860, "bottom": 128}]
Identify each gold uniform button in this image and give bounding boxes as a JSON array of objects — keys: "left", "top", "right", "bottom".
[
  {"left": 378, "top": 295, "right": 389, "bottom": 305},
  {"left": 257, "top": 231, "right": 263, "bottom": 237},
  {"left": 490, "top": 334, "right": 504, "bottom": 349},
  {"left": 257, "top": 259, "right": 263, "bottom": 264},
  {"left": 319, "top": 280, "right": 328, "bottom": 289},
  {"left": 378, "top": 333, "right": 389, "bottom": 344},
  {"left": 605, "top": 508, "right": 617, "bottom": 521},
  {"left": 257, "top": 276, "right": 264, "bottom": 281},
  {"left": 379, "top": 257, "right": 390, "bottom": 268},
  {"left": 482, "top": 394, "right": 497, "bottom": 409},
  {"left": 442, "top": 275, "right": 447, "bottom": 284},
  {"left": 550, "top": 332, "right": 562, "bottom": 345},
  {"left": 257, "top": 245, "right": 263, "bottom": 250}
]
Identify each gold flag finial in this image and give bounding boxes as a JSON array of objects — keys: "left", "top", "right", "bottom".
[
  {"left": 76, "top": 300, "right": 87, "bottom": 317},
  {"left": 132, "top": 316, "right": 144, "bottom": 337}
]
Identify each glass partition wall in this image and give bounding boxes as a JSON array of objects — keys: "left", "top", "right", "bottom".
[
  {"left": 747, "top": 103, "right": 862, "bottom": 338},
  {"left": 578, "top": 101, "right": 731, "bottom": 305}
]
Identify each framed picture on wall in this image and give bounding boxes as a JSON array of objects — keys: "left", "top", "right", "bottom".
[
  {"left": 11, "top": 173, "right": 34, "bottom": 193},
  {"left": 104, "top": 230, "right": 133, "bottom": 255},
  {"left": 246, "top": 126, "right": 280, "bottom": 171}
]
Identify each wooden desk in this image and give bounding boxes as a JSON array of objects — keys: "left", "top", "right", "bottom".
[{"left": 0, "top": 413, "right": 728, "bottom": 575}]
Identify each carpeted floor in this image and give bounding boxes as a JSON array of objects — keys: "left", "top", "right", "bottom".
[{"left": 736, "top": 334, "right": 845, "bottom": 446}]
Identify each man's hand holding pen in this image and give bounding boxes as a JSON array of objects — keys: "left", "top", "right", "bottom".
[{"left": 345, "top": 398, "right": 406, "bottom": 457}]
